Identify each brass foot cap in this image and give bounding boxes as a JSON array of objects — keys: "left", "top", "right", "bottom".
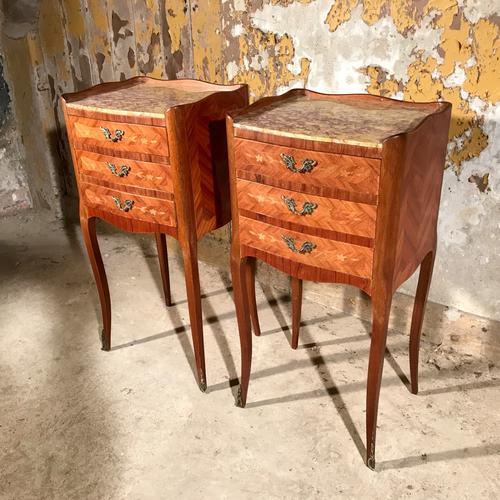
[
  {"left": 100, "top": 329, "right": 111, "bottom": 351},
  {"left": 198, "top": 378, "right": 207, "bottom": 393},
  {"left": 235, "top": 388, "right": 245, "bottom": 408}
]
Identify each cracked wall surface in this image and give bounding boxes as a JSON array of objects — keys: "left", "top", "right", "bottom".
[
  {"left": 193, "top": 0, "right": 500, "bottom": 322},
  {"left": 0, "top": 5, "right": 32, "bottom": 214},
  {"left": 0, "top": 0, "right": 194, "bottom": 214}
]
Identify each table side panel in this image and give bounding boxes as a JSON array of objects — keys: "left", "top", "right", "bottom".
[{"left": 392, "top": 107, "right": 451, "bottom": 290}]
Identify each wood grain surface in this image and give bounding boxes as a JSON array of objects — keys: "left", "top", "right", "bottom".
[
  {"left": 237, "top": 179, "right": 377, "bottom": 240},
  {"left": 81, "top": 183, "right": 177, "bottom": 227},
  {"left": 72, "top": 116, "right": 169, "bottom": 157},
  {"left": 239, "top": 216, "right": 374, "bottom": 278},
  {"left": 77, "top": 150, "right": 173, "bottom": 193},
  {"left": 235, "top": 138, "right": 380, "bottom": 204}
]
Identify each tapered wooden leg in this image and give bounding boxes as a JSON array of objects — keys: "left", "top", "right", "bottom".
[
  {"left": 291, "top": 277, "right": 303, "bottom": 350},
  {"left": 155, "top": 233, "right": 172, "bottom": 307},
  {"left": 366, "top": 293, "right": 392, "bottom": 470},
  {"left": 232, "top": 255, "right": 252, "bottom": 408},
  {"left": 245, "top": 257, "right": 261, "bottom": 337},
  {"left": 409, "top": 248, "right": 436, "bottom": 395},
  {"left": 181, "top": 239, "right": 206, "bottom": 392},
  {"left": 80, "top": 214, "right": 111, "bottom": 351}
]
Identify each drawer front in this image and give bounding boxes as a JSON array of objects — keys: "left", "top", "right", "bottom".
[
  {"left": 77, "top": 151, "right": 173, "bottom": 193},
  {"left": 72, "top": 117, "right": 168, "bottom": 157},
  {"left": 82, "top": 184, "right": 176, "bottom": 227},
  {"left": 234, "top": 138, "right": 380, "bottom": 203},
  {"left": 237, "top": 179, "right": 376, "bottom": 239},
  {"left": 239, "top": 216, "right": 373, "bottom": 279}
]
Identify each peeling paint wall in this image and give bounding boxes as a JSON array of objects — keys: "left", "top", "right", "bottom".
[
  {"left": 0, "top": 6, "right": 32, "bottom": 214},
  {"left": 192, "top": 0, "right": 500, "bottom": 322},
  {"left": 0, "top": 0, "right": 194, "bottom": 214}
]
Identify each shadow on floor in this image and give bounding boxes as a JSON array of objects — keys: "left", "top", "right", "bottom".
[{"left": 377, "top": 443, "right": 500, "bottom": 471}]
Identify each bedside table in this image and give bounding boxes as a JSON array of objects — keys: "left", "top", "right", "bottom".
[
  {"left": 227, "top": 90, "right": 451, "bottom": 468},
  {"left": 61, "top": 77, "right": 248, "bottom": 391}
]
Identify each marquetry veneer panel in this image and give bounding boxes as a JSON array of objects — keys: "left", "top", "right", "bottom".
[
  {"left": 239, "top": 216, "right": 373, "bottom": 279},
  {"left": 72, "top": 116, "right": 169, "bottom": 157},
  {"left": 234, "top": 138, "right": 380, "bottom": 204},
  {"left": 82, "top": 184, "right": 176, "bottom": 227},
  {"left": 237, "top": 179, "right": 377, "bottom": 241},
  {"left": 77, "top": 151, "right": 173, "bottom": 194}
]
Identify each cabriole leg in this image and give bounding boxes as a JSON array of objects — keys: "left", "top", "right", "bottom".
[
  {"left": 155, "top": 232, "right": 172, "bottom": 307},
  {"left": 291, "top": 277, "right": 303, "bottom": 350},
  {"left": 246, "top": 257, "right": 261, "bottom": 337},
  {"left": 80, "top": 214, "right": 111, "bottom": 351},
  {"left": 409, "top": 248, "right": 436, "bottom": 394},
  {"left": 366, "top": 293, "right": 392, "bottom": 470},
  {"left": 232, "top": 255, "right": 252, "bottom": 408},
  {"left": 181, "top": 239, "right": 206, "bottom": 392}
]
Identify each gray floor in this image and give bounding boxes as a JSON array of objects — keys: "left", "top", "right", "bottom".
[{"left": 1, "top": 212, "right": 499, "bottom": 499}]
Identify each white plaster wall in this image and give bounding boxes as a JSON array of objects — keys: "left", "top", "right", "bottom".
[{"left": 244, "top": 0, "right": 500, "bottom": 321}]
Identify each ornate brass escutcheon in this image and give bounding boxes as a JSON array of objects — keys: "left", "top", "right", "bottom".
[
  {"left": 106, "top": 162, "right": 130, "bottom": 177},
  {"left": 280, "top": 153, "right": 317, "bottom": 174},
  {"left": 282, "top": 235, "right": 316, "bottom": 254},
  {"left": 100, "top": 127, "right": 125, "bottom": 142},
  {"left": 282, "top": 195, "right": 317, "bottom": 216},
  {"left": 111, "top": 196, "right": 134, "bottom": 212}
]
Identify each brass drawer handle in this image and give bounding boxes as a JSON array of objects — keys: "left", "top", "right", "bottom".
[
  {"left": 112, "top": 196, "right": 134, "bottom": 212},
  {"left": 100, "top": 127, "right": 125, "bottom": 142},
  {"left": 282, "top": 235, "right": 316, "bottom": 254},
  {"left": 282, "top": 195, "right": 317, "bottom": 216},
  {"left": 280, "top": 153, "right": 317, "bottom": 174},
  {"left": 106, "top": 162, "right": 130, "bottom": 177}
]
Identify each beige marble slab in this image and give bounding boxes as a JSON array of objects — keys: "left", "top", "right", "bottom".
[
  {"left": 233, "top": 95, "right": 438, "bottom": 148},
  {"left": 66, "top": 81, "right": 217, "bottom": 118}
]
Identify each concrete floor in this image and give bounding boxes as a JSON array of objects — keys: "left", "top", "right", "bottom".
[{"left": 1, "top": 211, "right": 499, "bottom": 499}]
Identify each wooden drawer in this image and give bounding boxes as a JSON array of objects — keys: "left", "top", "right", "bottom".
[
  {"left": 239, "top": 216, "right": 373, "bottom": 279},
  {"left": 236, "top": 179, "right": 376, "bottom": 240},
  {"left": 71, "top": 117, "right": 168, "bottom": 157},
  {"left": 234, "top": 138, "right": 380, "bottom": 204},
  {"left": 81, "top": 184, "right": 176, "bottom": 227},
  {"left": 77, "top": 151, "right": 173, "bottom": 193}
]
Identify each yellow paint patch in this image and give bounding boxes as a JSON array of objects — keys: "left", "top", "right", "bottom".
[
  {"left": 362, "top": 66, "right": 400, "bottom": 97},
  {"left": 325, "top": 0, "right": 359, "bottom": 32},
  {"left": 38, "top": 0, "right": 67, "bottom": 57},
  {"left": 166, "top": 0, "right": 188, "bottom": 53},
  {"left": 191, "top": 0, "right": 224, "bottom": 82},
  {"left": 362, "top": 0, "right": 385, "bottom": 25},
  {"left": 270, "top": 0, "right": 313, "bottom": 5},
  {"left": 134, "top": 1, "right": 164, "bottom": 77},
  {"left": 63, "top": 0, "right": 86, "bottom": 40},
  {"left": 38, "top": 0, "right": 72, "bottom": 89},
  {"left": 388, "top": 0, "right": 418, "bottom": 35},
  {"left": 464, "top": 19, "right": 500, "bottom": 101},
  {"left": 230, "top": 27, "right": 310, "bottom": 100},
  {"left": 87, "top": 0, "right": 109, "bottom": 32}
]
